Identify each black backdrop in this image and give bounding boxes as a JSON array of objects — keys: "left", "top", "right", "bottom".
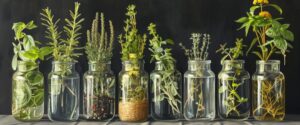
[{"left": 0, "top": 0, "right": 299, "bottom": 115}]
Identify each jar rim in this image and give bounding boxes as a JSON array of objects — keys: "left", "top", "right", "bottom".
[
  {"left": 256, "top": 60, "right": 280, "bottom": 65},
  {"left": 221, "top": 60, "right": 245, "bottom": 65},
  {"left": 52, "top": 61, "right": 76, "bottom": 64},
  {"left": 188, "top": 60, "right": 211, "bottom": 64},
  {"left": 88, "top": 61, "right": 111, "bottom": 64}
]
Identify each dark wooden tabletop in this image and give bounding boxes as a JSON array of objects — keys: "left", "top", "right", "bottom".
[{"left": 1, "top": 115, "right": 299, "bottom": 125}]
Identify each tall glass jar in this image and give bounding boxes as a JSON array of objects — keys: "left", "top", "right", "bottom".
[
  {"left": 12, "top": 61, "right": 44, "bottom": 121},
  {"left": 83, "top": 61, "right": 115, "bottom": 121},
  {"left": 218, "top": 60, "right": 250, "bottom": 120},
  {"left": 252, "top": 60, "right": 285, "bottom": 121},
  {"left": 183, "top": 60, "right": 215, "bottom": 121},
  {"left": 150, "top": 61, "right": 182, "bottom": 120},
  {"left": 48, "top": 61, "right": 80, "bottom": 121},
  {"left": 118, "top": 60, "right": 149, "bottom": 122}
]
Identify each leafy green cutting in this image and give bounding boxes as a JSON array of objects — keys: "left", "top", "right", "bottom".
[
  {"left": 216, "top": 39, "right": 248, "bottom": 117},
  {"left": 11, "top": 21, "right": 50, "bottom": 120},
  {"left": 40, "top": 2, "right": 84, "bottom": 63},
  {"left": 216, "top": 38, "right": 245, "bottom": 62},
  {"left": 119, "top": 4, "right": 147, "bottom": 61},
  {"left": 86, "top": 12, "right": 114, "bottom": 63},
  {"left": 236, "top": 2, "right": 294, "bottom": 64},
  {"left": 12, "top": 21, "right": 52, "bottom": 70},
  {"left": 148, "top": 23, "right": 181, "bottom": 114}
]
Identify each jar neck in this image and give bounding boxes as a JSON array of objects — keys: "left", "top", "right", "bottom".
[
  {"left": 89, "top": 61, "right": 111, "bottom": 72},
  {"left": 256, "top": 60, "right": 280, "bottom": 72},
  {"left": 52, "top": 61, "right": 76, "bottom": 72},
  {"left": 188, "top": 60, "right": 211, "bottom": 71},
  {"left": 154, "top": 61, "right": 175, "bottom": 71},
  {"left": 122, "top": 60, "right": 144, "bottom": 71},
  {"left": 17, "top": 61, "right": 39, "bottom": 72},
  {"left": 221, "top": 60, "right": 245, "bottom": 71}
]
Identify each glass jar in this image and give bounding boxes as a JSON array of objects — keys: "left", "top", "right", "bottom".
[
  {"left": 252, "top": 60, "right": 285, "bottom": 121},
  {"left": 83, "top": 61, "right": 115, "bottom": 121},
  {"left": 183, "top": 60, "right": 215, "bottom": 121},
  {"left": 150, "top": 61, "right": 182, "bottom": 120},
  {"left": 12, "top": 61, "right": 44, "bottom": 121},
  {"left": 48, "top": 61, "right": 80, "bottom": 121},
  {"left": 118, "top": 60, "right": 149, "bottom": 122},
  {"left": 218, "top": 60, "right": 250, "bottom": 120}
]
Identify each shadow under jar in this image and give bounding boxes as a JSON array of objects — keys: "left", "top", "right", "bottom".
[
  {"left": 183, "top": 60, "right": 215, "bottom": 121},
  {"left": 48, "top": 61, "right": 80, "bottom": 121},
  {"left": 218, "top": 60, "right": 250, "bottom": 120},
  {"left": 12, "top": 61, "right": 44, "bottom": 121},
  {"left": 150, "top": 61, "right": 182, "bottom": 121},
  {"left": 252, "top": 60, "right": 285, "bottom": 121},
  {"left": 83, "top": 61, "right": 115, "bottom": 121},
  {"left": 118, "top": 60, "right": 149, "bottom": 122}
]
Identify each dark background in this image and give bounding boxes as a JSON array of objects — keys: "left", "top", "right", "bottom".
[{"left": 0, "top": 0, "right": 299, "bottom": 115}]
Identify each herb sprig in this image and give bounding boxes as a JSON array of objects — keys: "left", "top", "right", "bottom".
[
  {"left": 40, "top": 2, "right": 84, "bottom": 62},
  {"left": 216, "top": 38, "right": 245, "bottom": 62}
]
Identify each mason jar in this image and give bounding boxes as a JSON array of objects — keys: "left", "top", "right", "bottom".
[
  {"left": 83, "top": 61, "right": 115, "bottom": 121},
  {"left": 48, "top": 61, "right": 80, "bottom": 121},
  {"left": 118, "top": 59, "right": 149, "bottom": 122},
  {"left": 150, "top": 61, "right": 182, "bottom": 120},
  {"left": 183, "top": 60, "right": 215, "bottom": 121},
  {"left": 252, "top": 60, "right": 285, "bottom": 121},
  {"left": 12, "top": 61, "right": 44, "bottom": 121},
  {"left": 218, "top": 60, "right": 250, "bottom": 120}
]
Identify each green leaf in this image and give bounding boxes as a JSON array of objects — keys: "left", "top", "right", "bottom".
[
  {"left": 252, "top": 51, "right": 263, "bottom": 59},
  {"left": 281, "top": 24, "right": 290, "bottom": 30},
  {"left": 23, "top": 35, "right": 35, "bottom": 51},
  {"left": 12, "top": 54, "right": 18, "bottom": 70},
  {"left": 250, "top": 5, "right": 260, "bottom": 15},
  {"left": 39, "top": 47, "right": 52, "bottom": 60},
  {"left": 246, "top": 38, "right": 258, "bottom": 55},
  {"left": 236, "top": 17, "right": 248, "bottom": 23},
  {"left": 219, "top": 86, "right": 228, "bottom": 93},
  {"left": 266, "top": 27, "right": 280, "bottom": 38},
  {"left": 232, "top": 82, "right": 241, "bottom": 88},
  {"left": 281, "top": 30, "right": 294, "bottom": 41},
  {"left": 267, "top": 4, "right": 283, "bottom": 14},
  {"left": 274, "top": 38, "right": 287, "bottom": 52},
  {"left": 12, "top": 22, "right": 26, "bottom": 40},
  {"left": 20, "top": 50, "right": 39, "bottom": 61},
  {"left": 26, "top": 21, "right": 37, "bottom": 30},
  {"left": 26, "top": 71, "right": 43, "bottom": 86}
]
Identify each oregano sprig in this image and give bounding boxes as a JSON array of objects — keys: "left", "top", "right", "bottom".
[{"left": 119, "top": 4, "right": 147, "bottom": 61}]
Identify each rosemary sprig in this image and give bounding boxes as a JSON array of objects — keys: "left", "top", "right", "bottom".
[
  {"left": 119, "top": 4, "right": 147, "bottom": 61},
  {"left": 40, "top": 2, "right": 84, "bottom": 62},
  {"left": 86, "top": 12, "right": 114, "bottom": 63}
]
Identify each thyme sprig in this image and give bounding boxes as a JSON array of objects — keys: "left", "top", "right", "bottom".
[
  {"left": 179, "top": 33, "right": 211, "bottom": 61},
  {"left": 86, "top": 12, "right": 114, "bottom": 63}
]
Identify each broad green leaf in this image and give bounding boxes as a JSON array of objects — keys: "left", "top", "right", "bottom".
[
  {"left": 23, "top": 35, "right": 35, "bottom": 51},
  {"left": 20, "top": 50, "right": 39, "bottom": 61},
  {"left": 274, "top": 38, "right": 287, "bottom": 52},
  {"left": 281, "top": 30, "right": 294, "bottom": 41},
  {"left": 281, "top": 24, "right": 290, "bottom": 30},
  {"left": 12, "top": 54, "right": 18, "bottom": 70},
  {"left": 266, "top": 27, "right": 280, "bottom": 38},
  {"left": 218, "top": 86, "right": 228, "bottom": 93},
  {"left": 39, "top": 47, "right": 52, "bottom": 60}
]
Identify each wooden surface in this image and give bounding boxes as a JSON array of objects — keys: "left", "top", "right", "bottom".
[{"left": 0, "top": 115, "right": 300, "bottom": 125}]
